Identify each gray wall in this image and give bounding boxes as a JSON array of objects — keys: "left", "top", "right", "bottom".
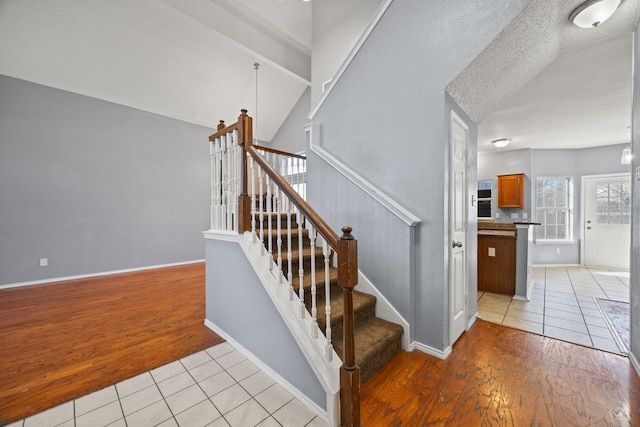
[
  {"left": 204, "top": 238, "right": 325, "bottom": 408},
  {"left": 479, "top": 144, "right": 632, "bottom": 265},
  {"left": 311, "top": 0, "right": 384, "bottom": 105},
  {"left": 306, "top": 145, "right": 418, "bottom": 335},
  {"left": 309, "top": 0, "right": 529, "bottom": 350},
  {"left": 630, "top": 24, "right": 639, "bottom": 372},
  {"left": 0, "top": 75, "right": 212, "bottom": 285},
  {"left": 477, "top": 148, "right": 533, "bottom": 222},
  {"left": 269, "top": 87, "right": 310, "bottom": 154}
]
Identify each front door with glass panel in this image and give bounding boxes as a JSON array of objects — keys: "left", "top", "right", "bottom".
[{"left": 582, "top": 174, "right": 631, "bottom": 269}]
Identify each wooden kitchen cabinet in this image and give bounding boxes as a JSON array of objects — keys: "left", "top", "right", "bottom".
[
  {"left": 478, "top": 231, "right": 517, "bottom": 295},
  {"left": 498, "top": 173, "right": 524, "bottom": 208}
]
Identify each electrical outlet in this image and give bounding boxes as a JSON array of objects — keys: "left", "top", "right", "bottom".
[
  {"left": 488, "top": 247, "right": 495, "bottom": 257},
  {"left": 39, "top": 258, "right": 48, "bottom": 267},
  {"left": 495, "top": 212, "right": 501, "bottom": 218},
  {"left": 511, "top": 213, "right": 518, "bottom": 219},
  {"left": 556, "top": 248, "right": 560, "bottom": 255},
  {"left": 522, "top": 212, "right": 528, "bottom": 219}
]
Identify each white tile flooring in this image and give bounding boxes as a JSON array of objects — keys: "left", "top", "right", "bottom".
[
  {"left": 478, "top": 265, "right": 630, "bottom": 354},
  {"left": 7, "top": 342, "right": 329, "bottom": 427}
]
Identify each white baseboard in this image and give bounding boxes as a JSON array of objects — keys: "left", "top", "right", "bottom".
[
  {"left": 409, "top": 341, "right": 452, "bottom": 360},
  {"left": 204, "top": 319, "right": 333, "bottom": 426},
  {"left": 356, "top": 270, "right": 411, "bottom": 350},
  {"left": 0, "top": 259, "right": 205, "bottom": 290}
]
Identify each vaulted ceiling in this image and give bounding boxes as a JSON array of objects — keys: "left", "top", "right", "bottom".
[
  {"left": 1, "top": 0, "right": 639, "bottom": 152},
  {"left": 0, "top": 0, "right": 311, "bottom": 141}
]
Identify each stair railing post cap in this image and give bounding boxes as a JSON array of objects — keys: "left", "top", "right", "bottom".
[{"left": 341, "top": 227, "right": 354, "bottom": 240}]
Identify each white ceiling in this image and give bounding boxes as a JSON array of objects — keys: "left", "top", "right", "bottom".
[
  {"left": 0, "top": 0, "right": 638, "bottom": 152},
  {"left": 0, "top": 0, "right": 311, "bottom": 141}
]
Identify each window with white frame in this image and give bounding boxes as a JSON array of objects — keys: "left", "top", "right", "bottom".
[
  {"left": 595, "top": 181, "right": 631, "bottom": 225},
  {"left": 535, "top": 177, "right": 573, "bottom": 241}
]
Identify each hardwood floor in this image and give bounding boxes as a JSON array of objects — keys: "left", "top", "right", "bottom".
[
  {"left": 361, "top": 320, "right": 640, "bottom": 426},
  {"left": 0, "top": 263, "right": 222, "bottom": 423},
  {"left": 3, "top": 264, "right": 639, "bottom": 426}
]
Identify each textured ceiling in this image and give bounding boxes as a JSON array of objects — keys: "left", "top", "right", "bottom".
[{"left": 448, "top": 0, "right": 640, "bottom": 153}]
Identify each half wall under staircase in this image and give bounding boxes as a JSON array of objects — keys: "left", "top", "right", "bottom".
[{"left": 204, "top": 110, "right": 404, "bottom": 427}]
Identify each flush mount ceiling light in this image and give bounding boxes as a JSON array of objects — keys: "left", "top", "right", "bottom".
[
  {"left": 492, "top": 138, "right": 511, "bottom": 148},
  {"left": 569, "top": 0, "right": 621, "bottom": 28}
]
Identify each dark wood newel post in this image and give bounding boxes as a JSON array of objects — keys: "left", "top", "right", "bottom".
[
  {"left": 237, "top": 109, "right": 252, "bottom": 233},
  {"left": 338, "top": 226, "right": 361, "bottom": 427}
]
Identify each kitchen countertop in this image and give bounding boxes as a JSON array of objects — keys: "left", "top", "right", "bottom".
[
  {"left": 478, "top": 222, "right": 516, "bottom": 230},
  {"left": 478, "top": 229, "right": 516, "bottom": 237}
]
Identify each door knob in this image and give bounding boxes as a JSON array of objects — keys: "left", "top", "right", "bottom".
[
  {"left": 452, "top": 241, "right": 463, "bottom": 248},
  {"left": 587, "top": 227, "right": 591, "bottom": 230}
]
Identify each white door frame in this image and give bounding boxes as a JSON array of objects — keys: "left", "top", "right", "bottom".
[
  {"left": 449, "top": 110, "right": 469, "bottom": 346},
  {"left": 580, "top": 173, "right": 631, "bottom": 268}
]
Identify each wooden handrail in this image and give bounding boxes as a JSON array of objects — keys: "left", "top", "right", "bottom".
[
  {"left": 212, "top": 110, "right": 361, "bottom": 426},
  {"left": 254, "top": 145, "right": 307, "bottom": 160},
  {"left": 247, "top": 144, "right": 339, "bottom": 249},
  {"left": 208, "top": 121, "right": 239, "bottom": 141}
]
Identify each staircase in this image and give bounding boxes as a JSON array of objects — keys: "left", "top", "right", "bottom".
[
  {"left": 208, "top": 110, "right": 404, "bottom": 425},
  {"left": 261, "top": 212, "right": 404, "bottom": 384}
]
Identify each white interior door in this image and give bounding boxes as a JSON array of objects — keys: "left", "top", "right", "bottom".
[
  {"left": 449, "top": 111, "right": 468, "bottom": 345},
  {"left": 582, "top": 174, "right": 631, "bottom": 269}
]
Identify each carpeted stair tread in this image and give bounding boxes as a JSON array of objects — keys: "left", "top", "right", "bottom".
[
  {"left": 276, "top": 246, "right": 326, "bottom": 277},
  {"left": 252, "top": 211, "right": 298, "bottom": 217},
  {"left": 290, "top": 268, "right": 338, "bottom": 292},
  {"left": 260, "top": 229, "right": 309, "bottom": 249},
  {"left": 312, "top": 288, "right": 377, "bottom": 338},
  {"left": 254, "top": 209, "right": 404, "bottom": 386},
  {"left": 333, "top": 317, "right": 404, "bottom": 384},
  {"left": 253, "top": 213, "right": 299, "bottom": 228}
]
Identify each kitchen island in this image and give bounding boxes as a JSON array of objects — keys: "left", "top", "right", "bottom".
[
  {"left": 478, "top": 221, "right": 539, "bottom": 299},
  {"left": 478, "top": 222, "right": 517, "bottom": 295}
]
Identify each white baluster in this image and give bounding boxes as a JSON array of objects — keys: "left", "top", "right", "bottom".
[
  {"left": 309, "top": 226, "right": 318, "bottom": 338},
  {"left": 276, "top": 187, "right": 283, "bottom": 283},
  {"left": 298, "top": 157, "right": 304, "bottom": 199},
  {"left": 287, "top": 198, "right": 293, "bottom": 292},
  {"left": 212, "top": 139, "right": 218, "bottom": 230},
  {"left": 216, "top": 138, "right": 223, "bottom": 230},
  {"left": 298, "top": 211, "right": 305, "bottom": 318},
  {"left": 232, "top": 130, "right": 240, "bottom": 232},
  {"left": 209, "top": 140, "right": 218, "bottom": 230},
  {"left": 301, "top": 158, "right": 306, "bottom": 200},
  {"left": 250, "top": 156, "right": 257, "bottom": 243},
  {"left": 226, "top": 135, "right": 233, "bottom": 231},
  {"left": 221, "top": 135, "right": 228, "bottom": 230},
  {"left": 258, "top": 163, "right": 264, "bottom": 255},
  {"left": 323, "top": 241, "right": 333, "bottom": 362},
  {"left": 266, "top": 172, "right": 273, "bottom": 270}
]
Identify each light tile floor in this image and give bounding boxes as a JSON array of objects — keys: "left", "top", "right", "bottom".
[
  {"left": 7, "top": 342, "right": 329, "bottom": 427},
  {"left": 478, "top": 265, "right": 630, "bottom": 355}
]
